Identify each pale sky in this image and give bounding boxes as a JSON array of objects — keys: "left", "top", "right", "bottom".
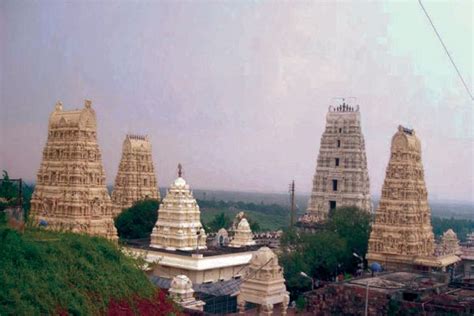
[{"left": 1, "top": 0, "right": 473, "bottom": 202}]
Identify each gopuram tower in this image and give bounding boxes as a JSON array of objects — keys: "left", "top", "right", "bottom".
[
  {"left": 111, "top": 134, "right": 160, "bottom": 216},
  {"left": 150, "top": 164, "right": 206, "bottom": 251},
  {"left": 367, "top": 126, "right": 459, "bottom": 270},
  {"left": 30, "top": 100, "right": 117, "bottom": 239},
  {"left": 298, "top": 101, "right": 371, "bottom": 228}
]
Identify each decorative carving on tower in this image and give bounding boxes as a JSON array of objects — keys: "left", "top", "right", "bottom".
[
  {"left": 237, "top": 247, "right": 289, "bottom": 315},
  {"left": 299, "top": 101, "right": 371, "bottom": 226},
  {"left": 30, "top": 100, "right": 117, "bottom": 240},
  {"left": 367, "top": 126, "right": 460, "bottom": 270},
  {"left": 111, "top": 134, "right": 160, "bottom": 216},
  {"left": 230, "top": 217, "right": 256, "bottom": 248},
  {"left": 150, "top": 165, "right": 206, "bottom": 251}
]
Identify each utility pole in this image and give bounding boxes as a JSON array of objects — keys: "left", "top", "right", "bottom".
[{"left": 289, "top": 180, "right": 295, "bottom": 227}]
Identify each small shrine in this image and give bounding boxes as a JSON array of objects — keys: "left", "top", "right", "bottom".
[
  {"left": 150, "top": 164, "right": 206, "bottom": 251},
  {"left": 237, "top": 247, "right": 289, "bottom": 315},
  {"left": 230, "top": 217, "right": 256, "bottom": 248},
  {"left": 437, "top": 229, "right": 462, "bottom": 256},
  {"left": 169, "top": 275, "right": 205, "bottom": 311}
]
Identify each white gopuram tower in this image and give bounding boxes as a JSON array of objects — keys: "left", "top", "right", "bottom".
[
  {"left": 299, "top": 101, "right": 371, "bottom": 227},
  {"left": 150, "top": 164, "right": 206, "bottom": 251},
  {"left": 111, "top": 134, "right": 160, "bottom": 216}
]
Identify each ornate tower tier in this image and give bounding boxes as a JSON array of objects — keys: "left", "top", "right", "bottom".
[
  {"left": 150, "top": 165, "right": 206, "bottom": 251},
  {"left": 367, "top": 126, "right": 459, "bottom": 270},
  {"left": 111, "top": 134, "right": 160, "bottom": 216},
  {"left": 299, "top": 102, "right": 371, "bottom": 226},
  {"left": 30, "top": 100, "right": 117, "bottom": 240}
]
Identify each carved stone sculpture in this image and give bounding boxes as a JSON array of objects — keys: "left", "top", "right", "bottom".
[
  {"left": 111, "top": 134, "right": 160, "bottom": 216},
  {"left": 30, "top": 100, "right": 117, "bottom": 240}
]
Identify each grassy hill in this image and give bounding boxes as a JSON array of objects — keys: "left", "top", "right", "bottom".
[{"left": 0, "top": 214, "right": 178, "bottom": 315}]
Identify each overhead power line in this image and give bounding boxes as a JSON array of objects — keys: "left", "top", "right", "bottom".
[{"left": 418, "top": 0, "right": 474, "bottom": 101}]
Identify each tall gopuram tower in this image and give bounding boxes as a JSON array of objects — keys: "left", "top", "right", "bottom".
[
  {"left": 150, "top": 164, "right": 206, "bottom": 251},
  {"left": 30, "top": 100, "right": 117, "bottom": 240},
  {"left": 298, "top": 101, "right": 371, "bottom": 228},
  {"left": 111, "top": 134, "right": 160, "bottom": 216},
  {"left": 367, "top": 126, "right": 459, "bottom": 271}
]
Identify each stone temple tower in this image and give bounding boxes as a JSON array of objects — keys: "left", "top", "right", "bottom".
[
  {"left": 111, "top": 134, "right": 160, "bottom": 216},
  {"left": 150, "top": 164, "right": 206, "bottom": 251},
  {"left": 30, "top": 100, "right": 117, "bottom": 240},
  {"left": 299, "top": 101, "right": 371, "bottom": 227},
  {"left": 367, "top": 126, "right": 459, "bottom": 270}
]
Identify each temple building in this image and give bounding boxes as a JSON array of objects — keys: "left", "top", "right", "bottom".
[
  {"left": 229, "top": 218, "right": 256, "bottom": 248},
  {"left": 30, "top": 100, "right": 117, "bottom": 239},
  {"left": 237, "top": 247, "right": 289, "bottom": 315},
  {"left": 299, "top": 101, "right": 371, "bottom": 227},
  {"left": 111, "top": 134, "right": 160, "bottom": 216},
  {"left": 367, "top": 126, "right": 459, "bottom": 271},
  {"left": 150, "top": 164, "right": 206, "bottom": 251}
]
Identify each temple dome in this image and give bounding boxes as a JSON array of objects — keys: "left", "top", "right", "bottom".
[
  {"left": 237, "top": 218, "right": 251, "bottom": 230},
  {"left": 174, "top": 177, "right": 186, "bottom": 187}
]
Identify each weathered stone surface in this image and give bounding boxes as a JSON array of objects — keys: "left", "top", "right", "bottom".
[
  {"left": 111, "top": 134, "right": 160, "bottom": 216},
  {"left": 367, "top": 126, "right": 459, "bottom": 270},
  {"left": 299, "top": 102, "right": 371, "bottom": 226},
  {"left": 30, "top": 100, "right": 117, "bottom": 240},
  {"left": 237, "top": 247, "right": 289, "bottom": 315},
  {"left": 436, "top": 229, "right": 462, "bottom": 256},
  {"left": 150, "top": 165, "right": 206, "bottom": 251}
]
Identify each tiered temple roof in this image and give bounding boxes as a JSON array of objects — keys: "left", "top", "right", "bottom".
[
  {"left": 367, "top": 126, "right": 459, "bottom": 270},
  {"left": 299, "top": 101, "right": 371, "bottom": 227},
  {"left": 150, "top": 165, "right": 206, "bottom": 251},
  {"left": 30, "top": 100, "right": 117, "bottom": 239},
  {"left": 111, "top": 134, "right": 160, "bottom": 215}
]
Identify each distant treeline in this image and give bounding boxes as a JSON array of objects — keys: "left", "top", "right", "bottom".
[
  {"left": 432, "top": 217, "right": 474, "bottom": 241},
  {"left": 196, "top": 198, "right": 289, "bottom": 217}
]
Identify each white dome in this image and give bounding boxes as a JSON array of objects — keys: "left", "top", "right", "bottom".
[
  {"left": 174, "top": 177, "right": 186, "bottom": 187},
  {"left": 170, "top": 275, "right": 193, "bottom": 291},
  {"left": 238, "top": 218, "right": 251, "bottom": 230}
]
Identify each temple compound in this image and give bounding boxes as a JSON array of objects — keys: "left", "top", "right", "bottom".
[
  {"left": 367, "top": 126, "right": 459, "bottom": 271},
  {"left": 150, "top": 164, "right": 206, "bottom": 251},
  {"left": 111, "top": 134, "right": 160, "bottom": 216},
  {"left": 299, "top": 101, "right": 371, "bottom": 227},
  {"left": 30, "top": 100, "right": 117, "bottom": 239},
  {"left": 237, "top": 247, "right": 289, "bottom": 315}
]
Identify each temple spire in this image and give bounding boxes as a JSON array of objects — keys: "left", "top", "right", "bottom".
[{"left": 178, "top": 163, "right": 183, "bottom": 178}]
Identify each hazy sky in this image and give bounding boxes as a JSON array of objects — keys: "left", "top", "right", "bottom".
[{"left": 1, "top": 0, "right": 473, "bottom": 202}]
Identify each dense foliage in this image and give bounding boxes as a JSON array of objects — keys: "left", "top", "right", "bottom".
[
  {"left": 0, "top": 216, "right": 179, "bottom": 315},
  {"left": 280, "top": 206, "right": 371, "bottom": 298},
  {"left": 198, "top": 199, "right": 288, "bottom": 231},
  {"left": 0, "top": 171, "right": 33, "bottom": 214},
  {"left": 432, "top": 217, "right": 474, "bottom": 241},
  {"left": 205, "top": 212, "right": 262, "bottom": 233},
  {"left": 115, "top": 199, "right": 160, "bottom": 240}
]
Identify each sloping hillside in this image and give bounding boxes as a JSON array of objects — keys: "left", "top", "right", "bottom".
[{"left": 0, "top": 214, "right": 179, "bottom": 315}]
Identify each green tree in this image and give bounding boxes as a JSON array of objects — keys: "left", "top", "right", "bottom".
[
  {"left": 207, "top": 212, "right": 232, "bottom": 233},
  {"left": 327, "top": 206, "right": 371, "bottom": 258},
  {"left": 115, "top": 199, "right": 159, "bottom": 240}
]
